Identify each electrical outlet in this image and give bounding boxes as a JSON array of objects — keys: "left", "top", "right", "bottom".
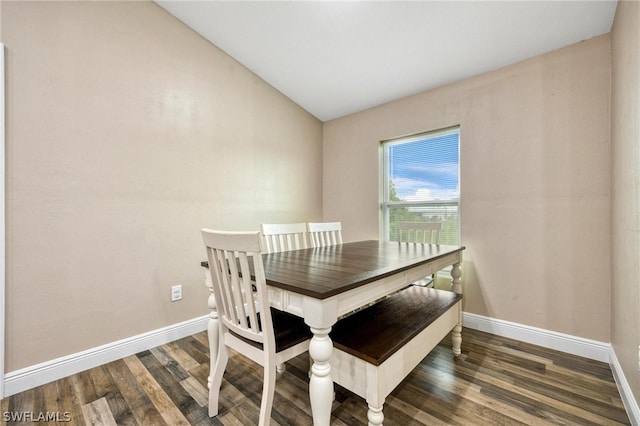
[{"left": 171, "top": 285, "right": 182, "bottom": 302}]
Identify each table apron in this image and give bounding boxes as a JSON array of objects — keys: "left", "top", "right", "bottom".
[{"left": 267, "top": 251, "right": 462, "bottom": 320}]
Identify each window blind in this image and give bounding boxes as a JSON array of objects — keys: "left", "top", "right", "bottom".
[{"left": 382, "top": 127, "right": 460, "bottom": 245}]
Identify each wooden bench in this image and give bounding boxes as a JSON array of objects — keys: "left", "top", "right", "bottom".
[{"left": 329, "top": 286, "right": 463, "bottom": 426}]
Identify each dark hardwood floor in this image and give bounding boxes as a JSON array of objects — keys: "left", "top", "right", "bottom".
[{"left": 1, "top": 328, "right": 630, "bottom": 425}]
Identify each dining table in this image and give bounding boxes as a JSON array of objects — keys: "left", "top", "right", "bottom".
[{"left": 201, "top": 239, "right": 465, "bottom": 425}]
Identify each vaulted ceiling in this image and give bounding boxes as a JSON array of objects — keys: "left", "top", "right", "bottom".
[{"left": 156, "top": 1, "right": 617, "bottom": 121}]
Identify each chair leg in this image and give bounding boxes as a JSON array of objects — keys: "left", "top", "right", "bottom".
[
  {"left": 258, "top": 360, "right": 277, "bottom": 425},
  {"left": 208, "top": 342, "right": 229, "bottom": 417},
  {"left": 428, "top": 273, "right": 436, "bottom": 287},
  {"left": 276, "top": 363, "right": 286, "bottom": 374}
]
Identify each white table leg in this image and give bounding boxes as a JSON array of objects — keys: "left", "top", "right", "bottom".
[
  {"left": 367, "top": 404, "right": 384, "bottom": 426},
  {"left": 308, "top": 326, "right": 334, "bottom": 425},
  {"left": 450, "top": 262, "right": 462, "bottom": 294},
  {"left": 452, "top": 322, "right": 462, "bottom": 357},
  {"left": 204, "top": 270, "right": 220, "bottom": 416},
  {"left": 450, "top": 262, "right": 462, "bottom": 358}
]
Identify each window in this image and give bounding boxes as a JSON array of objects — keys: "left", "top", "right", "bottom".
[{"left": 381, "top": 127, "right": 460, "bottom": 244}]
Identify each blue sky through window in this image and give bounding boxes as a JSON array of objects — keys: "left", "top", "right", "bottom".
[{"left": 388, "top": 131, "right": 459, "bottom": 202}]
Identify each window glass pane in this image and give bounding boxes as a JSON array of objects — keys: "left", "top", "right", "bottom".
[
  {"left": 382, "top": 128, "right": 460, "bottom": 245},
  {"left": 387, "top": 131, "right": 459, "bottom": 202},
  {"left": 387, "top": 204, "right": 459, "bottom": 244}
]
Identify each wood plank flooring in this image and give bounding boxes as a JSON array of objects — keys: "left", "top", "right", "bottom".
[{"left": 1, "top": 328, "right": 630, "bottom": 425}]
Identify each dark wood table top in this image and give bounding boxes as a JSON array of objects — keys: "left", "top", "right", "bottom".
[{"left": 202, "top": 240, "right": 464, "bottom": 300}]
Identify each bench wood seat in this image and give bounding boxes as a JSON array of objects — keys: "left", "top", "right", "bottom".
[{"left": 329, "top": 286, "right": 463, "bottom": 426}]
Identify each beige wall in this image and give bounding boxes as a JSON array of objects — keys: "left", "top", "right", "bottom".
[
  {"left": 1, "top": 1, "right": 323, "bottom": 371},
  {"left": 324, "top": 35, "right": 611, "bottom": 342},
  {"left": 1, "top": 0, "right": 631, "bottom": 394},
  {"left": 611, "top": 0, "right": 640, "bottom": 408}
]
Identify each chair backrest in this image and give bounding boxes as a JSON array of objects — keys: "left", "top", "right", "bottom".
[
  {"left": 396, "top": 221, "right": 442, "bottom": 244},
  {"left": 307, "top": 222, "right": 343, "bottom": 248},
  {"left": 260, "top": 223, "right": 309, "bottom": 253},
  {"left": 201, "top": 229, "right": 275, "bottom": 352}
]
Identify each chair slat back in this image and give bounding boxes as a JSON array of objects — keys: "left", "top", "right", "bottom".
[
  {"left": 202, "top": 229, "right": 274, "bottom": 349},
  {"left": 307, "top": 222, "right": 343, "bottom": 248},
  {"left": 397, "top": 222, "right": 442, "bottom": 244},
  {"left": 260, "top": 223, "right": 309, "bottom": 253}
]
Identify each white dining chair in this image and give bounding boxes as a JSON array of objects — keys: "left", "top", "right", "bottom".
[
  {"left": 396, "top": 221, "right": 442, "bottom": 287},
  {"left": 260, "top": 223, "right": 309, "bottom": 253},
  {"left": 307, "top": 221, "right": 343, "bottom": 248},
  {"left": 201, "top": 229, "right": 312, "bottom": 423},
  {"left": 260, "top": 222, "right": 310, "bottom": 374},
  {"left": 397, "top": 221, "right": 442, "bottom": 244}
]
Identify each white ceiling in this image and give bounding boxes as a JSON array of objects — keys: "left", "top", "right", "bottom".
[{"left": 155, "top": 1, "right": 617, "bottom": 122}]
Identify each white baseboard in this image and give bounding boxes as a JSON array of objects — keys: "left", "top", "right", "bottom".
[
  {"left": 3, "top": 315, "right": 208, "bottom": 397},
  {"left": 462, "top": 312, "right": 610, "bottom": 363},
  {"left": 464, "top": 312, "right": 639, "bottom": 424},
  {"left": 610, "top": 347, "right": 640, "bottom": 426}
]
